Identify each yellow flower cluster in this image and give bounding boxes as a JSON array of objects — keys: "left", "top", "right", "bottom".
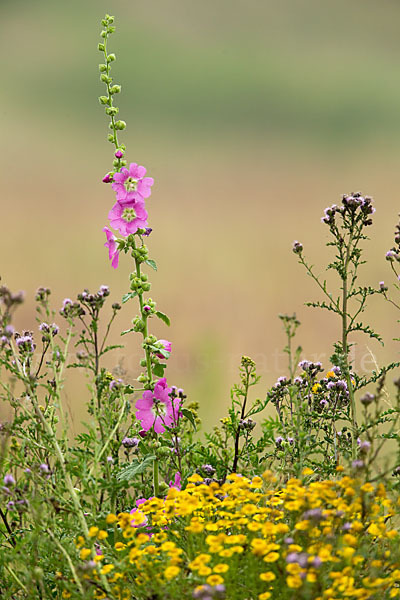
[{"left": 76, "top": 471, "right": 400, "bottom": 599}]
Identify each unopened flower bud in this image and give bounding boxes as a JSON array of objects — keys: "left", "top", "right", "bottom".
[
  {"left": 292, "top": 240, "right": 303, "bottom": 254},
  {"left": 115, "top": 120, "right": 126, "bottom": 130},
  {"left": 360, "top": 392, "right": 375, "bottom": 406}
]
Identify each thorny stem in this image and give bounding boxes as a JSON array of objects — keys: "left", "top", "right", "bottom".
[
  {"left": 232, "top": 365, "right": 251, "bottom": 473},
  {"left": 0, "top": 507, "right": 15, "bottom": 547},
  {"left": 4, "top": 565, "right": 28, "bottom": 594},
  {"left": 47, "top": 529, "right": 85, "bottom": 596},
  {"left": 9, "top": 343, "right": 112, "bottom": 595},
  {"left": 341, "top": 234, "right": 357, "bottom": 460},
  {"left": 89, "top": 393, "right": 128, "bottom": 476}
]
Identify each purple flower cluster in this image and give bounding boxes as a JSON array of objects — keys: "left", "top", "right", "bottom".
[
  {"left": 298, "top": 360, "right": 323, "bottom": 377},
  {"left": 15, "top": 332, "right": 35, "bottom": 353},
  {"left": 322, "top": 193, "right": 375, "bottom": 227}
]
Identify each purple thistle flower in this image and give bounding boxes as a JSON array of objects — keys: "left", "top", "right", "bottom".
[
  {"left": 3, "top": 474, "right": 15, "bottom": 486},
  {"left": 109, "top": 378, "right": 123, "bottom": 391},
  {"left": 121, "top": 437, "right": 139, "bottom": 448}
]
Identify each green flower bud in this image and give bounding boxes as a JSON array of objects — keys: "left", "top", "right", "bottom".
[
  {"left": 120, "top": 159, "right": 127, "bottom": 166},
  {"left": 108, "top": 26, "right": 116, "bottom": 33},
  {"left": 99, "top": 64, "right": 107, "bottom": 73},
  {"left": 133, "top": 318, "right": 145, "bottom": 332},
  {"left": 158, "top": 482, "right": 170, "bottom": 495},
  {"left": 33, "top": 567, "right": 44, "bottom": 580},
  {"left": 142, "top": 283, "right": 151, "bottom": 292},
  {"left": 101, "top": 30, "right": 107, "bottom": 38},
  {"left": 98, "top": 43, "right": 105, "bottom": 51},
  {"left": 140, "top": 273, "right": 148, "bottom": 282},
  {"left": 113, "top": 159, "right": 120, "bottom": 167},
  {"left": 98, "top": 96, "right": 109, "bottom": 105},
  {"left": 115, "top": 120, "right": 126, "bottom": 130},
  {"left": 140, "top": 359, "right": 147, "bottom": 367},
  {"left": 137, "top": 374, "right": 146, "bottom": 383},
  {"left": 157, "top": 447, "right": 170, "bottom": 459},
  {"left": 101, "top": 19, "right": 108, "bottom": 26},
  {"left": 108, "top": 16, "right": 115, "bottom": 24},
  {"left": 101, "top": 74, "right": 112, "bottom": 84},
  {"left": 107, "top": 134, "right": 115, "bottom": 142},
  {"left": 110, "top": 85, "right": 121, "bottom": 94},
  {"left": 107, "top": 53, "right": 116, "bottom": 62},
  {"left": 105, "top": 106, "right": 119, "bottom": 116}
]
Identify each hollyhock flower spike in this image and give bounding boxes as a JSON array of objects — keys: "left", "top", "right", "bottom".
[
  {"left": 108, "top": 199, "right": 148, "bottom": 237},
  {"left": 136, "top": 377, "right": 176, "bottom": 434},
  {"left": 112, "top": 163, "right": 154, "bottom": 205},
  {"left": 103, "top": 227, "right": 120, "bottom": 268}
]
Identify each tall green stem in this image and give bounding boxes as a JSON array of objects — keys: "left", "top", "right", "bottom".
[{"left": 342, "top": 234, "right": 357, "bottom": 460}]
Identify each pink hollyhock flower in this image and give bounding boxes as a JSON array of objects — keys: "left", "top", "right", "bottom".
[
  {"left": 111, "top": 163, "right": 154, "bottom": 205},
  {"left": 130, "top": 498, "right": 149, "bottom": 528},
  {"left": 156, "top": 339, "right": 172, "bottom": 359},
  {"left": 108, "top": 199, "right": 148, "bottom": 237},
  {"left": 169, "top": 472, "right": 181, "bottom": 490},
  {"left": 136, "top": 378, "right": 177, "bottom": 434},
  {"left": 103, "top": 226, "right": 120, "bottom": 269}
]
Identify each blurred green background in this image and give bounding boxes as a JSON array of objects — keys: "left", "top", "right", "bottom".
[{"left": 1, "top": 0, "right": 400, "bottom": 427}]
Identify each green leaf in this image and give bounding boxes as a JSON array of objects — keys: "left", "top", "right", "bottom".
[
  {"left": 181, "top": 408, "right": 197, "bottom": 430},
  {"left": 100, "top": 344, "right": 124, "bottom": 356},
  {"left": 117, "top": 455, "right": 156, "bottom": 481},
  {"left": 155, "top": 311, "right": 170, "bottom": 326},
  {"left": 145, "top": 259, "right": 157, "bottom": 271},
  {"left": 153, "top": 363, "right": 166, "bottom": 377},
  {"left": 121, "top": 328, "right": 135, "bottom": 336},
  {"left": 122, "top": 292, "right": 138, "bottom": 304}
]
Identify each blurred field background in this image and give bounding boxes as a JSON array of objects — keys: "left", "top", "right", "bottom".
[{"left": 1, "top": 0, "right": 400, "bottom": 429}]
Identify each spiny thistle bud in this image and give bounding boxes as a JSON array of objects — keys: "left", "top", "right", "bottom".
[{"left": 292, "top": 240, "right": 303, "bottom": 254}]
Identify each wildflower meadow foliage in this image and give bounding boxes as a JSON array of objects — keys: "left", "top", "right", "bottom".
[{"left": 1, "top": 12, "right": 400, "bottom": 600}]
